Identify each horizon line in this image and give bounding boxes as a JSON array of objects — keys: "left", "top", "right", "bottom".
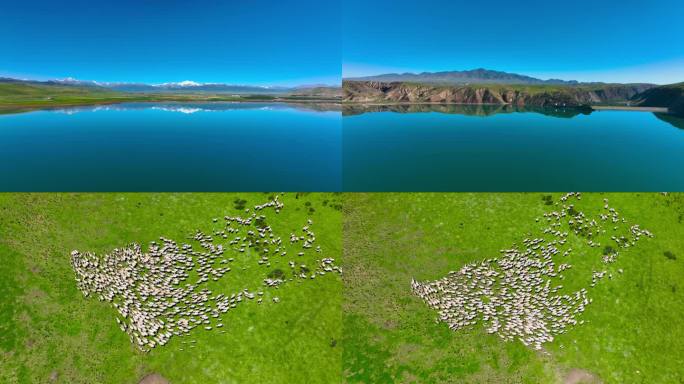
[{"left": 0, "top": 73, "right": 342, "bottom": 88}]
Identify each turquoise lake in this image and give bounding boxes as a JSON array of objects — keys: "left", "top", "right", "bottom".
[
  {"left": 343, "top": 105, "right": 684, "bottom": 191},
  {"left": 0, "top": 103, "right": 341, "bottom": 191},
  {"left": 2, "top": 103, "right": 684, "bottom": 191}
]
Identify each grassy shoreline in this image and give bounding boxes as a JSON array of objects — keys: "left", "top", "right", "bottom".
[
  {"left": 0, "top": 96, "right": 342, "bottom": 115},
  {"left": 0, "top": 81, "right": 342, "bottom": 114}
]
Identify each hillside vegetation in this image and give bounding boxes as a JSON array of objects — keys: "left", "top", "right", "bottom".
[
  {"left": 0, "top": 80, "right": 341, "bottom": 112},
  {"left": 0, "top": 81, "right": 211, "bottom": 110},
  {"left": 0, "top": 81, "right": 130, "bottom": 105},
  {"left": 632, "top": 82, "right": 684, "bottom": 115}
]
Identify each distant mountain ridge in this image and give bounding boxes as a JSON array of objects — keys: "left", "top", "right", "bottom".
[
  {"left": 0, "top": 77, "right": 339, "bottom": 95},
  {"left": 348, "top": 68, "right": 595, "bottom": 85}
]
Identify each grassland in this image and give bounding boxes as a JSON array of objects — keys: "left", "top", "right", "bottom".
[
  {"left": 0, "top": 82, "right": 340, "bottom": 114},
  {"left": 0, "top": 193, "right": 343, "bottom": 384},
  {"left": 3, "top": 193, "right": 683, "bottom": 383},
  {"left": 0, "top": 82, "right": 143, "bottom": 110},
  {"left": 342, "top": 193, "right": 684, "bottom": 383}
]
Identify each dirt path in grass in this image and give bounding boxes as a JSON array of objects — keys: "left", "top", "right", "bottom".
[
  {"left": 138, "top": 373, "right": 170, "bottom": 384},
  {"left": 564, "top": 368, "right": 601, "bottom": 384}
]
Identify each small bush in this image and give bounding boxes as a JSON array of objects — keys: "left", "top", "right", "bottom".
[
  {"left": 233, "top": 198, "right": 247, "bottom": 210},
  {"left": 268, "top": 269, "right": 285, "bottom": 279}
]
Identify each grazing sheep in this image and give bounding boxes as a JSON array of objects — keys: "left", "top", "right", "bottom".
[
  {"left": 70, "top": 195, "right": 341, "bottom": 352},
  {"left": 413, "top": 193, "right": 653, "bottom": 350}
]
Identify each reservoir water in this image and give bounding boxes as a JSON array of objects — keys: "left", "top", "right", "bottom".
[
  {"left": 2, "top": 103, "right": 684, "bottom": 191},
  {"left": 0, "top": 103, "right": 341, "bottom": 191},
  {"left": 343, "top": 105, "right": 684, "bottom": 191}
]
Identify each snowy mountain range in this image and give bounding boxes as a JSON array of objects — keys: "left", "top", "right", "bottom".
[{"left": 46, "top": 77, "right": 297, "bottom": 94}]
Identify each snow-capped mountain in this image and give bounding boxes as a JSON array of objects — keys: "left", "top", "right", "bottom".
[
  {"left": 0, "top": 76, "right": 342, "bottom": 96},
  {"left": 159, "top": 80, "right": 202, "bottom": 87},
  {"left": 105, "top": 80, "right": 292, "bottom": 94},
  {"left": 49, "top": 77, "right": 105, "bottom": 87}
]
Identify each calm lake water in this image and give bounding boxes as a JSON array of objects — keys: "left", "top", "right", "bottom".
[
  {"left": 3, "top": 103, "right": 684, "bottom": 191},
  {"left": 343, "top": 105, "right": 684, "bottom": 191},
  {"left": 0, "top": 103, "right": 341, "bottom": 191}
]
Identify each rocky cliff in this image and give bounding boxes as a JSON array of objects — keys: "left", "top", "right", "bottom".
[
  {"left": 633, "top": 82, "right": 684, "bottom": 115},
  {"left": 343, "top": 81, "right": 655, "bottom": 107}
]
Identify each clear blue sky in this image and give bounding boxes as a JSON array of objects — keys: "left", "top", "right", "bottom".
[
  {"left": 0, "top": 0, "right": 340, "bottom": 86},
  {"left": 343, "top": 0, "right": 684, "bottom": 84}
]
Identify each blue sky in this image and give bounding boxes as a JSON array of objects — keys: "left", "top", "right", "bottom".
[
  {"left": 343, "top": 0, "right": 684, "bottom": 84},
  {"left": 2, "top": 1, "right": 682, "bottom": 85},
  {"left": 0, "top": 0, "right": 340, "bottom": 86}
]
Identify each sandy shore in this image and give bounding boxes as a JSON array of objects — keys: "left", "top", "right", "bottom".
[{"left": 591, "top": 105, "right": 669, "bottom": 112}]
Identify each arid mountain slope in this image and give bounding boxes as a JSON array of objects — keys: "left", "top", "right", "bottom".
[{"left": 343, "top": 81, "right": 654, "bottom": 107}]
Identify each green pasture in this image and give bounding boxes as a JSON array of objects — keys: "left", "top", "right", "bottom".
[
  {"left": 342, "top": 193, "right": 684, "bottom": 383},
  {"left": 0, "top": 193, "right": 342, "bottom": 384}
]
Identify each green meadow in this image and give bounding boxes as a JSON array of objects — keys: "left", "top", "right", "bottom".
[
  {"left": 0, "top": 82, "right": 270, "bottom": 113},
  {"left": 342, "top": 193, "right": 684, "bottom": 383},
  {"left": 2, "top": 193, "right": 683, "bottom": 383},
  {"left": 0, "top": 82, "right": 340, "bottom": 115},
  {"left": 0, "top": 82, "right": 143, "bottom": 109},
  {"left": 0, "top": 193, "right": 342, "bottom": 384}
]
